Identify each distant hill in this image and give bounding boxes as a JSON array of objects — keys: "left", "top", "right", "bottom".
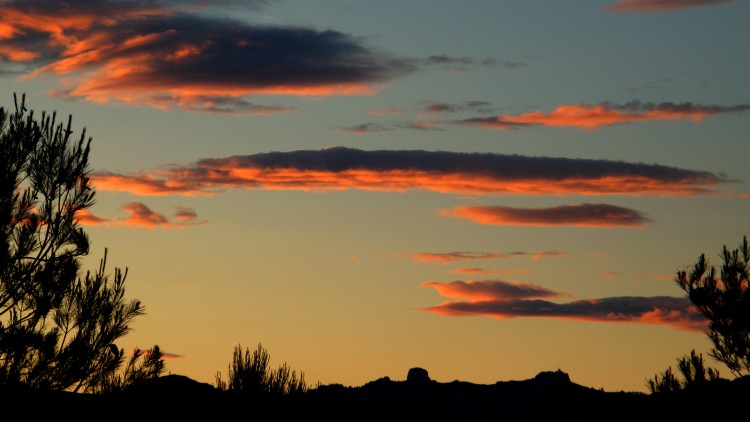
[{"left": 6, "top": 368, "right": 750, "bottom": 421}]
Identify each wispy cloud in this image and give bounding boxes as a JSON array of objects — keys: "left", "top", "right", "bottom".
[
  {"left": 421, "top": 280, "right": 705, "bottom": 331},
  {"left": 396, "top": 121, "right": 445, "bottom": 131},
  {"left": 368, "top": 107, "right": 402, "bottom": 116},
  {"left": 447, "top": 268, "right": 533, "bottom": 276},
  {"left": 603, "top": 0, "right": 737, "bottom": 13},
  {"left": 456, "top": 102, "right": 750, "bottom": 131},
  {"left": 91, "top": 147, "right": 725, "bottom": 197},
  {"left": 160, "top": 351, "right": 185, "bottom": 359},
  {"left": 422, "top": 100, "right": 494, "bottom": 114},
  {"left": 340, "top": 122, "right": 393, "bottom": 135},
  {"left": 422, "top": 55, "right": 522, "bottom": 71},
  {"left": 440, "top": 203, "right": 650, "bottom": 227},
  {"left": 77, "top": 202, "right": 204, "bottom": 229},
  {"left": 399, "top": 251, "right": 565, "bottom": 264},
  {"left": 173, "top": 206, "right": 200, "bottom": 222},
  {"left": 0, "top": 0, "right": 415, "bottom": 113}
]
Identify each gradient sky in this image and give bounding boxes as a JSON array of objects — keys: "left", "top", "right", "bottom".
[{"left": 1, "top": 0, "right": 749, "bottom": 393}]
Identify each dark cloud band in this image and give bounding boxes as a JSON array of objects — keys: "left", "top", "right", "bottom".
[
  {"left": 421, "top": 279, "right": 705, "bottom": 331},
  {"left": 92, "top": 147, "right": 725, "bottom": 196}
]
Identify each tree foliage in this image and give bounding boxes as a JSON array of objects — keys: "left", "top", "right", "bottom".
[
  {"left": 0, "top": 94, "right": 163, "bottom": 392},
  {"left": 215, "top": 343, "right": 312, "bottom": 396},
  {"left": 676, "top": 237, "right": 750, "bottom": 377}
]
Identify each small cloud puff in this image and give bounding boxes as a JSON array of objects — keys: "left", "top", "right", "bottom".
[{"left": 77, "top": 202, "right": 205, "bottom": 229}]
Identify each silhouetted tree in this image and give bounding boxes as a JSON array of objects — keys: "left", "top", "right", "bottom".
[
  {"left": 676, "top": 237, "right": 750, "bottom": 377},
  {"left": 0, "top": 94, "right": 163, "bottom": 392},
  {"left": 215, "top": 343, "right": 312, "bottom": 396}
]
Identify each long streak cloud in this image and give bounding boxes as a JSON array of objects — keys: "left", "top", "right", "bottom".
[
  {"left": 401, "top": 251, "right": 565, "bottom": 264},
  {"left": 457, "top": 102, "right": 750, "bottom": 130},
  {"left": 91, "top": 147, "right": 725, "bottom": 197},
  {"left": 441, "top": 203, "right": 650, "bottom": 227},
  {"left": 421, "top": 280, "right": 705, "bottom": 331},
  {"left": 603, "top": 0, "right": 738, "bottom": 13}
]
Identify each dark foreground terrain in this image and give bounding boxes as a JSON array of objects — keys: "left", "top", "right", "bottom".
[{"left": 6, "top": 369, "right": 749, "bottom": 421}]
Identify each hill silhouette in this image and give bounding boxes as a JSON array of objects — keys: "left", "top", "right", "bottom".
[{"left": 7, "top": 368, "right": 750, "bottom": 421}]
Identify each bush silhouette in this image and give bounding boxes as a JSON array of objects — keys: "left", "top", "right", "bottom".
[
  {"left": 0, "top": 94, "right": 163, "bottom": 392},
  {"left": 215, "top": 343, "right": 313, "bottom": 396},
  {"left": 646, "top": 349, "right": 720, "bottom": 393}
]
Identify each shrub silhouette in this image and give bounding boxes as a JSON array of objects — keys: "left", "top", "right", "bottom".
[
  {"left": 647, "top": 349, "right": 720, "bottom": 393},
  {"left": 215, "top": 343, "right": 312, "bottom": 396},
  {"left": 676, "top": 237, "right": 750, "bottom": 377},
  {"left": 0, "top": 94, "right": 163, "bottom": 392}
]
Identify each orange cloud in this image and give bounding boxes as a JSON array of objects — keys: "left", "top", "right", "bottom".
[
  {"left": 441, "top": 203, "right": 649, "bottom": 227},
  {"left": 457, "top": 102, "right": 750, "bottom": 131},
  {"left": 401, "top": 251, "right": 565, "bottom": 264},
  {"left": 119, "top": 202, "right": 170, "bottom": 228},
  {"left": 90, "top": 147, "right": 725, "bottom": 197},
  {"left": 75, "top": 209, "right": 109, "bottom": 226},
  {"left": 76, "top": 202, "right": 204, "bottom": 229},
  {"left": 603, "top": 0, "right": 737, "bottom": 13},
  {"left": 0, "top": 45, "right": 39, "bottom": 61},
  {"left": 657, "top": 273, "right": 675, "bottom": 282},
  {"left": 421, "top": 280, "right": 706, "bottom": 331},
  {"left": 0, "top": 0, "right": 414, "bottom": 113}
]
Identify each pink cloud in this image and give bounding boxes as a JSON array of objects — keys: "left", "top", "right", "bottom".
[{"left": 603, "top": 0, "right": 737, "bottom": 13}]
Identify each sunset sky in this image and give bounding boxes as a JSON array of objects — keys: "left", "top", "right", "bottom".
[{"left": 1, "top": 0, "right": 749, "bottom": 393}]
